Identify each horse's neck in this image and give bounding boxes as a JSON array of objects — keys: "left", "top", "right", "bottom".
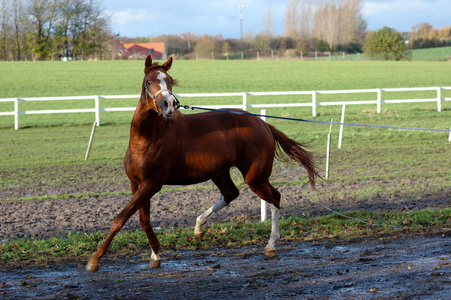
[{"left": 129, "top": 98, "right": 163, "bottom": 141}]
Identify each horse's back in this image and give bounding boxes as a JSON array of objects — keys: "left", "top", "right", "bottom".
[
  {"left": 184, "top": 110, "right": 274, "bottom": 145},
  {"left": 182, "top": 110, "right": 276, "bottom": 168}
]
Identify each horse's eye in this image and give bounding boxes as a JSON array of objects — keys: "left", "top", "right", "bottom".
[{"left": 147, "top": 80, "right": 151, "bottom": 85}]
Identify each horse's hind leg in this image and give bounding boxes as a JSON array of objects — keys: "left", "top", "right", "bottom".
[
  {"left": 138, "top": 200, "right": 161, "bottom": 268},
  {"left": 245, "top": 176, "right": 281, "bottom": 257},
  {"left": 194, "top": 172, "right": 239, "bottom": 240},
  {"left": 194, "top": 196, "right": 227, "bottom": 240},
  {"left": 265, "top": 204, "right": 280, "bottom": 257}
]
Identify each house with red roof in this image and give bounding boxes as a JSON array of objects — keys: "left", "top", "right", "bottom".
[{"left": 115, "top": 42, "right": 166, "bottom": 60}]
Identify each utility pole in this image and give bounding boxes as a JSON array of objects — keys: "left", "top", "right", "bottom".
[{"left": 238, "top": 4, "right": 243, "bottom": 39}]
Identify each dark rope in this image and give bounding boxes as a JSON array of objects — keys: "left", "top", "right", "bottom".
[{"left": 179, "top": 105, "right": 451, "bottom": 133}]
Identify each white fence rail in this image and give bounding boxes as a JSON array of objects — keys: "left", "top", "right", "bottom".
[{"left": 1, "top": 87, "right": 450, "bottom": 130}]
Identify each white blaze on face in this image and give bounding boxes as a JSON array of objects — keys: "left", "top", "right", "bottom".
[
  {"left": 155, "top": 70, "right": 175, "bottom": 115},
  {"left": 156, "top": 71, "right": 170, "bottom": 98}
]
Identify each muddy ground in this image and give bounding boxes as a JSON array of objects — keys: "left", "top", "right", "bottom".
[{"left": 1, "top": 163, "right": 450, "bottom": 299}]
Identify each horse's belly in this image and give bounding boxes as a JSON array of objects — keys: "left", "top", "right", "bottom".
[{"left": 165, "top": 155, "right": 232, "bottom": 185}]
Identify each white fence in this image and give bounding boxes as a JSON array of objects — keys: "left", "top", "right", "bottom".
[{"left": 1, "top": 86, "right": 450, "bottom": 130}]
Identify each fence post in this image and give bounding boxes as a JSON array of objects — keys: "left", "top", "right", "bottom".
[
  {"left": 325, "top": 118, "right": 333, "bottom": 179},
  {"left": 95, "top": 96, "right": 100, "bottom": 126},
  {"left": 338, "top": 104, "right": 346, "bottom": 148},
  {"left": 437, "top": 87, "right": 442, "bottom": 112},
  {"left": 85, "top": 121, "right": 97, "bottom": 161},
  {"left": 448, "top": 125, "right": 451, "bottom": 143},
  {"left": 242, "top": 92, "right": 247, "bottom": 111},
  {"left": 312, "top": 91, "right": 317, "bottom": 117},
  {"left": 260, "top": 109, "right": 268, "bottom": 222},
  {"left": 14, "top": 98, "right": 19, "bottom": 130},
  {"left": 377, "top": 89, "right": 382, "bottom": 113}
]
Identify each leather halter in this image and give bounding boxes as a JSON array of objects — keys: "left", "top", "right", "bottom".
[{"left": 144, "top": 79, "right": 180, "bottom": 115}]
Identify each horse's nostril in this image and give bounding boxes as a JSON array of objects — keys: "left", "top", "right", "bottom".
[{"left": 164, "top": 100, "right": 168, "bottom": 108}]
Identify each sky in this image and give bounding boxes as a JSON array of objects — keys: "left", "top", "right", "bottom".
[{"left": 104, "top": 0, "right": 451, "bottom": 39}]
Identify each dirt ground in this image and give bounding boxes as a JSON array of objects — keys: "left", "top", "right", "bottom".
[
  {"left": 1, "top": 163, "right": 451, "bottom": 299},
  {"left": 1, "top": 232, "right": 451, "bottom": 299}
]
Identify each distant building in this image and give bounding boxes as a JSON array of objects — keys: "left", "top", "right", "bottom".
[{"left": 114, "top": 41, "right": 167, "bottom": 60}]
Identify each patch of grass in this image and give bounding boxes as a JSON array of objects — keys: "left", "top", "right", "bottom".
[
  {"left": 331, "top": 47, "right": 451, "bottom": 61},
  {"left": 1, "top": 60, "right": 451, "bottom": 128},
  {"left": 1, "top": 208, "right": 450, "bottom": 266},
  {"left": 410, "top": 47, "right": 451, "bottom": 61}
]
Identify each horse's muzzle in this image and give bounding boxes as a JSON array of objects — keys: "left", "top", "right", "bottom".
[{"left": 157, "top": 95, "right": 176, "bottom": 119}]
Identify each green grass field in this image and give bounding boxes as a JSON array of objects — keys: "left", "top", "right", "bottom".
[
  {"left": 0, "top": 58, "right": 450, "bottom": 262},
  {"left": 332, "top": 46, "right": 451, "bottom": 61},
  {"left": 1, "top": 58, "right": 450, "bottom": 129},
  {"left": 0, "top": 58, "right": 450, "bottom": 168}
]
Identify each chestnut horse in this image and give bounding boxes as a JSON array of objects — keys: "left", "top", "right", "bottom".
[{"left": 86, "top": 55, "right": 320, "bottom": 272}]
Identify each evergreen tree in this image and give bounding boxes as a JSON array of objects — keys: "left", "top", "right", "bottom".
[{"left": 363, "top": 26, "right": 408, "bottom": 61}]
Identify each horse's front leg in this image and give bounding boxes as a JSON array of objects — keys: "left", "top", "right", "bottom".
[
  {"left": 86, "top": 181, "right": 160, "bottom": 273},
  {"left": 138, "top": 200, "right": 161, "bottom": 268}
]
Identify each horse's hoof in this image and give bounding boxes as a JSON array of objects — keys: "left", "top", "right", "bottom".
[
  {"left": 194, "top": 232, "right": 204, "bottom": 241},
  {"left": 264, "top": 249, "right": 276, "bottom": 257},
  {"left": 86, "top": 262, "right": 100, "bottom": 273},
  {"left": 149, "top": 259, "right": 161, "bottom": 268}
]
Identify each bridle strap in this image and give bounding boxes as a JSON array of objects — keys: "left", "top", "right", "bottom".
[{"left": 145, "top": 81, "right": 181, "bottom": 115}]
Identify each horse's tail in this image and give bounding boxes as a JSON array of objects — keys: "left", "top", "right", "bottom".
[{"left": 268, "top": 124, "right": 321, "bottom": 190}]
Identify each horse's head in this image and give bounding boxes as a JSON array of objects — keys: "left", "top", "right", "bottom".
[{"left": 143, "top": 55, "right": 179, "bottom": 120}]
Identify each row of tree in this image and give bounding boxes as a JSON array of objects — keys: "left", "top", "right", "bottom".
[
  {"left": 409, "top": 22, "right": 451, "bottom": 49},
  {"left": 283, "top": 0, "right": 367, "bottom": 50},
  {"left": 160, "top": 0, "right": 368, "bottom": 60},
  {"left": 363, "top": 23, "right": 451, "bottom": 61},
  {"left": 0, "top": 0, "right": 110, "bottom": 61},
  {"left": 1, "top": 0, "right": 449, "bottom": 61}
]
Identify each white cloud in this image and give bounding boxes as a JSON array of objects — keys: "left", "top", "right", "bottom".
[{"left": 106, "top": 9, "right": 153, "bottom": 25}]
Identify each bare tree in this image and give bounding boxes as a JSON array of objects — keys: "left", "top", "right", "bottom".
[
  {"left": 341, "top": 0, "right": 366, "bottom": 44},
  {"left": 300, "top": 0, "right": 366, "bottom": 50},
  {"left": 0, "top": 0, "right": 11, "bottom": 60},
  {"left": 299, "top": 0, "right": 313, "bottom": 37},
  {"left": 12, "top": 0, "right": 24, "bottom": 60},
  {"left": 284, "top": 0, "right": 300, "bottom": 39},
  {"left": 194, "top": 35, "right": 226, "bottom": 59},
  {"left": 261, "top": 7, "right": 275, "bottom": 38}
]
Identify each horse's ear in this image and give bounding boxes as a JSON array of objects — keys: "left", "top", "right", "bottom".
[
  {"left": 145, "top": 55, "right": 152, "bottom": 69},
  {"left": 162, "top": 56, "right": 173, "bottom": 71}
]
